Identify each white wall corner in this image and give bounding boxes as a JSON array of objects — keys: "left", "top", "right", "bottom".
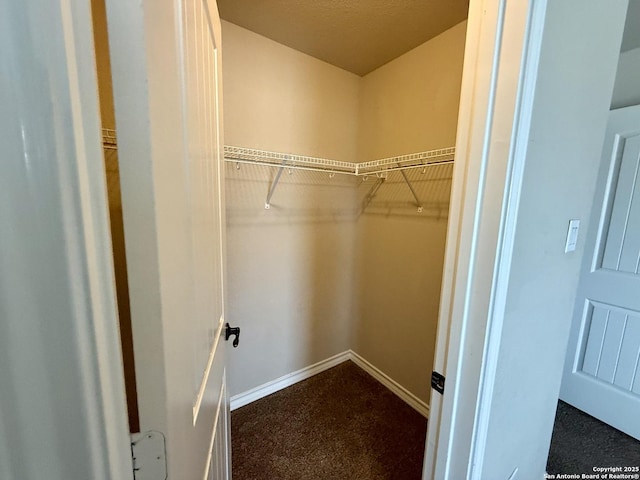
[
  {"left": 231, "top": 350, "right": 430, "bottom": 420},
  {"left": 349, "top": 350, "right": 430, "bottom": 418},
  {"left": 230, "top": 351, "right": 351, "bottom": 410}
]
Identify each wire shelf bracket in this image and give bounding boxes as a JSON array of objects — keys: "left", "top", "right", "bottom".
[
  {"left": 398, "top": 165, "right": 424, "bottom": 213},
  {"left": 265, "top": 159, "right": 288, "bottom": 209},
  {"left": 100, "top": 135, "right": 451, "bottom": 213},
  {"left": 224, "top": 145, "right": 454, "bottom": 212},
  {"left": 361, "top": 176, "right": 386, "bottom": 213}
]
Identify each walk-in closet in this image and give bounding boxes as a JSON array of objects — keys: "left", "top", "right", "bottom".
[
  {"left": 92, "top": 0, "right": 470, "bottom": 476},
  {"left": 218, "top": 2, "right": 468, "bottom": 476},
  {"left": 10, "top": 0, "right": 640, "bottom": 477}
]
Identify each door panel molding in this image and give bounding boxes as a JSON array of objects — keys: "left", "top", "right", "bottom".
[
  {"left": 561, "top": 105, "right": 640, "bottom": 441},
  {"left": 577, "top": 300, "right": 640, "bottom": 391},
  {"left": 1, "top": 0, "right": 132, "bottom": 477},
  {"left": 105, "top": 0, "right": 231, "bottom": 476},
  {"left": 600, "top": 132, "right": 640, "bottom": 274},
  {"left": 193, "top": 316, "right": 225, "bottom": 424},
  {"left": 203, "top": 375, "right": 228, "bottom": 480}
]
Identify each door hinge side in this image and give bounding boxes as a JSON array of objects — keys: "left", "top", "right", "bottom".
[{"left": 131, "top": 430, "right": 167, "bottom": 480}]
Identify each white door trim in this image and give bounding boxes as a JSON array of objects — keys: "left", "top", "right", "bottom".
[
  {"left": 1, "top": 0, "right": 133, "bottom": 477},
  {"left": 423, "top": 0, "right": 537, "bottom": 477},
  {"left": 468, "top": 1, "right": 548, "bottom": 476},
  {"left": 425, "top": 0, "right": 628, "bottom": 477},
  {"left": 59, "top": 1, "right": 134, "bottom": 476}
]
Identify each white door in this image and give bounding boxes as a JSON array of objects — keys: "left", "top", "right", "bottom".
[
  {"left": 561, "top": 105, "right": 640, "bottom": 440},
  {"left": 105, "top": 0, "right": 232, "bottom": 477},
  {"left": 178, "top": 0, "right": 232, "bottom": 477},
  {"left": 1, "top": 0, "right": 232, "bottom": 477},
  {"left": 0, "top": 0, "right": 133, "bottom": 478}
]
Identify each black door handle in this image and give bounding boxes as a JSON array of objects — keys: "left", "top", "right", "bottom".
[{"left": 225, "top": 323, "right": 240, "bottom": 348}]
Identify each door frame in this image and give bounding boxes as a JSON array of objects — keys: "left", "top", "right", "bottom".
[
  {"left": 1, "top": 0, "right": 133, "bottom": 478},
  {"left": 424, "top": 0, "right": 628, "bottom": 478},
  {"left": 103, "top": 0, "right": 231, "bottom": 477},
  {"left": 423, "top": 0, "right": 545, "bottom": 476}
]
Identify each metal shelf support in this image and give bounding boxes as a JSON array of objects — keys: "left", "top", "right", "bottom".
[
  {"left": 398, "top": 166, "right": 424, "bottom": 213},
  {"left": 223, "top": 145, "right": 455, "bottom": 212},
  {"left": 361, "top": 176, "right": 386, "bottom": 213},
  {"left": 265, "top": 159, "right": 288, "bottom": 209}
]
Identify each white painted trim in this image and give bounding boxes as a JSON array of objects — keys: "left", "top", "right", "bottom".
[
  {"left": 192, "top": 315, "right": 225, "bottom": 424},
  {"left": 230, "top": 351, "right": 351, "bottom": 410},
  {"left": 202, "top": 375, "right": 226, "bottom": 480},
  {"left": 438, "top": 3, "right": 510, "bottom": 475},
  {"left": 423, "top": 0, "right": 516, "bottom": 476},
  {"left": 469, "top": 2, "right": 548, "bottom": 477},
  {"left": 59, "top": 0, "right": 133, "bottom": 477},
  {"left": 230, "top": 350, "right": 430, "bottom": 419},
  {"left": 349, "top": 351, "right": 430, "bottom": 418}
]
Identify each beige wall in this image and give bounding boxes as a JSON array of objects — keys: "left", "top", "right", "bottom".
[
  {"left": 91, "top": 0, "right": 139, "bottom": 432},
  {"left": 223, "top": 21, "right": 361, "bottom": 160},
  {"left": 353, "top": 22, "right": 467, "bottom": 404},
  {"left": 222, "top": 20, "right": 466, "bottom": 404},
  {"left": 358, "top": 22, "right": 467, "bottom": 161},
  {"left": 222, "top": 21, "right": 360, "bottom": 397}
]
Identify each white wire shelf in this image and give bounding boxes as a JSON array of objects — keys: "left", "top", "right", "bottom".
[
  {"left": 102, "top": 133, "right": 455, "bottom": 175},
  {"left": 102, "top": 140, "right": 453, "bottom": 212},
  {"left": 356, "top": 147, "right": 455, "bottom": 176},
  {"left": 223, "top": 146, "right": 356, "bottom": 174},
  {"left": 224, "top": 145, "right": 455, "bottom": 177}
]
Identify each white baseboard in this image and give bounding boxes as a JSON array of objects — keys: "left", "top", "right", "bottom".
[
  {"left": 349, "top": 350, "right": 430, "bottom": 418},
  {"left": 230, "top": 350, "right": 430, "bottom": 419},
  {"left": 230, "top": 351, "right": 351, "bottom": 410}
]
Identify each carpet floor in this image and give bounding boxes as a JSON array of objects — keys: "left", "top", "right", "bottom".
[
  {"left": 232, "top": 362, "right": 640, "bottom": 479},
  {"left": 547, "top": 400, "right": 640, "bottom": 474},
  {"left": 231, "top": 361, "right": 428, "bottom": 480}
]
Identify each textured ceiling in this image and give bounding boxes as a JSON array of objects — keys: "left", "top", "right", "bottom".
[
  {"left": 217, "top": 0, "right": 469, "bottom": 76},
  {"left": 621, "top": 0, "right": 640, "bottom": 52}
]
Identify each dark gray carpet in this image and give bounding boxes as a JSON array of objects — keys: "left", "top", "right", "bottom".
[
  {"left": 547, "top": 400, "right": 640, "bottom": 474},
  {"left": 231, "top": 361, "right": 427, "bottom": 480}
]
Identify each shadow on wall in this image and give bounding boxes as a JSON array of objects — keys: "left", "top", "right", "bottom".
[
  {"left": 226, "top": 163, "right": 360, "bottom": 225},
  {"left": 352, "top": 164, "right": 453, "bottom": 405},
  {"left": 356, "top": 163, "right": 453, "bottom": 219},
  {"left": 225, "top": 162, "right": 358, "bottom": 397},
  {"left": 226, "top": 161, "right": 454, "bottom": 223}
]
